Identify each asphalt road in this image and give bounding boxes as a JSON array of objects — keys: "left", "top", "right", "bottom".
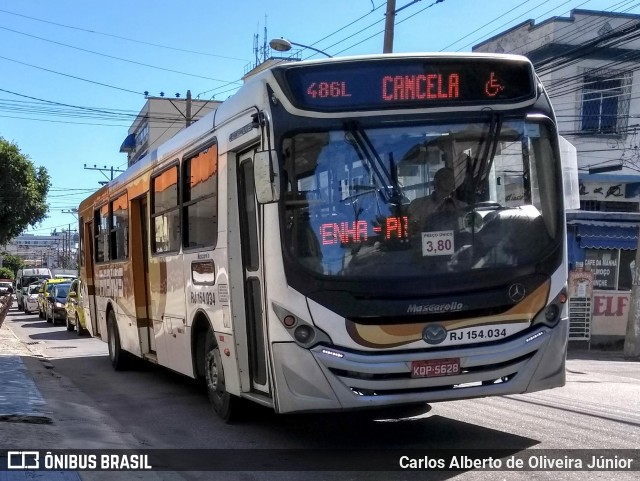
[{"left": 3, "top": 305, "right": 640, "bottom": 481}]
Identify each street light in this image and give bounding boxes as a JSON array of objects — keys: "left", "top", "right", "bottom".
[{"left": 269, "top": 38, "right": 332, "bottom": 58}]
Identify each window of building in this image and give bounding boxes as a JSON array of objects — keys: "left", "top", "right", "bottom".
[
  {"left": 580, "top": 69, "right": 631, "bottom": 134},
  {"left": 152, "top": 165, "right": 180, "bottom": 253},
  {"left": 94, "top": 204, "right": 109, "bottom": 262},
  {"left": 135, "top": 122, "right": 149, "bottom": 147},
  {"left": 110, "top": 193, "right": 129, "bottom": 260},
  {"left": 585, "top": 248, "right": 636, "bottom": 290},
  {"left": 183, "top": 143, "right": 218, "bottom": 249}
]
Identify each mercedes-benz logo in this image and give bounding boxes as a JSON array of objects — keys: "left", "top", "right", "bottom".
[
  {"left": 508, "top": 283, "right": 526, "bottom": 302},
  {"left": 422, "top": 324, "right": 448, "bottom": 345}
]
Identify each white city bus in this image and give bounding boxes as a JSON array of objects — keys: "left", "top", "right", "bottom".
[{"left": 78, "top": 53, "right": 570, "bottom": 420}]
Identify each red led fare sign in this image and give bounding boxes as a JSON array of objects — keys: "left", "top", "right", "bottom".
[{"left": 282, "top": 58, "right": 535, "bottom": 111}]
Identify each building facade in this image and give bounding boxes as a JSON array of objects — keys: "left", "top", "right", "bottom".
[
  {"left": 1, "top": 231, "right": 77, "bottom": 269},
  {"left": 120, "top": 94, "right": 222, "bottom": 167},
  {"left": 474, "top": 9, "right": 640, "bottom": 345}
]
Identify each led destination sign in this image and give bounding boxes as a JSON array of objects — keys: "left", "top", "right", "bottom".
[
  {"left": 281, "top": 58, "right": 536, "bottom": 111},
  {"left": 320, "top": 216, "right": 409, "bottom": 246}
]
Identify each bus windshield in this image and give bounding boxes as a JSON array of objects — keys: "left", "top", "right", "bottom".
[{"left": 282, "top": 118, "right": 561, "bottom": 279}]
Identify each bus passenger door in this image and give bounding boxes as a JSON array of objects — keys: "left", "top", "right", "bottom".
[
  {"left": 130, "top": 196, "right": 155, "bottom": 354},
  {"left": 83, "top": 220, "right": 99, "bottom": 337},
  {"left": 236, "top": 153, "right": 269, "bottom": 395}
]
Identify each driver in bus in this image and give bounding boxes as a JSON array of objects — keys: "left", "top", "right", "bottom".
[{"left": 408, "top": 167, "right": 466, "bottom": 231}]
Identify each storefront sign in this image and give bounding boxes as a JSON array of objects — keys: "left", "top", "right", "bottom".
[
  {"left": 591, "top": 290, "right": 630, "bottom": 336},
  {"left": 584, "top": 251, "right": 618, "bottom": 289},
  {"left": 580, "top": 181, "right": 630, "bottom": 202}
]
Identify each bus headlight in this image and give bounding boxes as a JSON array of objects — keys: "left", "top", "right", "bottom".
[
  {"left": 533, "top": 288, "right": 567, "bottom": 327},
  {"left": 294, "top": 325, "right": 314, "bottom": 343},
  {"left": 544, "top": 304, "right": 560, "bottom": 323},
  {"left": 272, "top": 302, "right": 332, "bottom": 348}
]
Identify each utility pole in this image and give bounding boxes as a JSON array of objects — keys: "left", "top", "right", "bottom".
[
  {"left": 382, "top": 1, "right": 444, "bottom": 53},
  {"left": 167, "top": 90, "right": 196, "bottom": 127},
  {"left": 383, "top": 0, "right": 397, "bottom": 53},
  {"left": 186, "top": 90, "right": 192, "bottom": 127},
  {"left": 66, "top": 224, "right": 71, "bottom": 269},
  {"left": 84, "top": 164, "right": 125, "bottom": 186}
]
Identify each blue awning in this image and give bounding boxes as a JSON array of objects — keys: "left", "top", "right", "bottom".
[
  {"left": 119, "top": 133, "right": 136, "bottom": 153},
  {"left": 576, "top": 223, "right": 638, "bottom": 250}
]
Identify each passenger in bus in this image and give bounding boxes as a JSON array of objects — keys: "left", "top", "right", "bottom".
[{"left": 408, "top": 167, "right": 466, "bottom": 230}]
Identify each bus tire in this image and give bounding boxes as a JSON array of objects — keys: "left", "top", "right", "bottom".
[
  {"left": 107, "top": 310, "right": 130, "bottom": 371},
  {"left": 204, "top": 331, "right": 241, "bottom": 422}
]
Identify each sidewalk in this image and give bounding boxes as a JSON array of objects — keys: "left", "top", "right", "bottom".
[
  {"left": 0, "top": 304, "right": 180, "bottom": 481},
  {"left": 0, "top": 317, "right": 49, "bottom": 422},
  {"left": 0, "top": 303, "right": 82, "bottom": 481}
]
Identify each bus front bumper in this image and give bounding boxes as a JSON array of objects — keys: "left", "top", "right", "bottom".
[{"left": 271, "top": 319, "right": 568, "bottom": 414}]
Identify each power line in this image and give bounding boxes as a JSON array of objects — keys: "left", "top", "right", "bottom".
[
  {"left": 456, "top": 0, "right": 564, "bottom": 52},
  {"left": 0, "top": 53, "right": 143, "bottom": 95},
  {"left": 301, "top": 2, "right": 387, "bottom": 58},
  {"left": 0, "top": 89, "right": 221, "bottom": 126},
  {"left": 0, "top": 114, "right": 128, "bottom": 127},
  {"left": 535, "top": 19, "right": 640, "bottom": 74},
  {"left": 0, "top": 24, "right": 241, "bottom": 84},
  {"left": 440, "top": 0, "right": 533, "bottom": 51},
  {"left": 0, "top": 8, "right": 249, "bottom": 62},
  {"left": 483, "top": 0, "right": 638, "bottom": 60},
  {"left": 331, "top": 0, "right": 445, "bottom": 56}
]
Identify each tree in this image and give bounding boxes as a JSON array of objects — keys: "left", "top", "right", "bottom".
[
  {"left": 0, "top": 252, "right": 24, "bottom": 277},
  {"left": 0, "top": 138, "right": 50, "bottom": 246},
  {"left": 0, "top": 266, "right": 14, "bottom": 279}
]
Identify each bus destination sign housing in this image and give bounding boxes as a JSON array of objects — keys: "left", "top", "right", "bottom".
[{"left": 277, "top": 57, "right": 536, "bottom": 112}]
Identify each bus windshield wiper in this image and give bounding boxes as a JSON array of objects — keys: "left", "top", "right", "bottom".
[
  {"left": 469, "top": 113, "right": 503, "bottom": 203},
  {"left": 344, "top": 121, "right": 404, "bottom": 203}
]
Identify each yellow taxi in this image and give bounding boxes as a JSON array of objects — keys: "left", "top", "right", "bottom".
[
  {"left": 65, "top": 278, "right": 88, "bottom": 335},
  {"left": 38, "top": 278, "right": 69, "bottom": 319}
]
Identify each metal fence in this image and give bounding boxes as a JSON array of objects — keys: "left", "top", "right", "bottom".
[{"left": 0, "top": 294, "right": 12, "bottom": 328}]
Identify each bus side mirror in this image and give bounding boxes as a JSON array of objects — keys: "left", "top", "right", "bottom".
[{"left": 254, "top": 150, "right": 280, "bottom": 204}]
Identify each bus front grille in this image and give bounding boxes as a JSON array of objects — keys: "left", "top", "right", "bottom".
[{"left": 313, "top": 326, "right": 549, "bottom": 398}]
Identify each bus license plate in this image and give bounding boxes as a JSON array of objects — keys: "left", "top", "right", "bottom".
[{"left": 411, "top": 358, "right": 460, "bottom": 378}]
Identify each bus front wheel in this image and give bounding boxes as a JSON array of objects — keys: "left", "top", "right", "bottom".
[
  {"left": 204, "top": 331, "right": 241, "bottom": 422},
  {"left": 107, "top": 311, "right": 130, "bottom": 371}
]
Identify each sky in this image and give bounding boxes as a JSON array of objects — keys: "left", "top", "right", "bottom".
[{"left": 1, "top": 0, "right": 638, "bottom": 237}]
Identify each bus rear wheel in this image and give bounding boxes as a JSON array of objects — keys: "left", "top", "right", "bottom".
[{"left": 204, "top": 332, "right": 241, "bottom": 422}]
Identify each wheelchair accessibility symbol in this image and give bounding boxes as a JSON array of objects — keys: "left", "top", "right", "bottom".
[{"left": 485, "top": 72, "right": 505, "bottom": 97}]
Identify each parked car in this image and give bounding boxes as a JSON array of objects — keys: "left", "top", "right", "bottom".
[
  {"left": 45, "top": 283, "right": 71, "bottom": 325},
  {"left": 0, "top": 279, "right": 13, "bottom": 296},
  {"left": 24, "top": 282, "right": 43, "bottom": 314},
  {"left": 65, "top": 278, "right": 87, "bottom": 335},
  {"left": 38, "top": 278, "right": 69, "bottom": 319}
]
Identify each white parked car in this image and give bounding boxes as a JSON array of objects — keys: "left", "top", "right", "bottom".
[
  {"left": 24, "top": 283, "right": 42, "bottom": 314},
  {"left": 0, "top": 280, "right": 13, "bottom": 295}
]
